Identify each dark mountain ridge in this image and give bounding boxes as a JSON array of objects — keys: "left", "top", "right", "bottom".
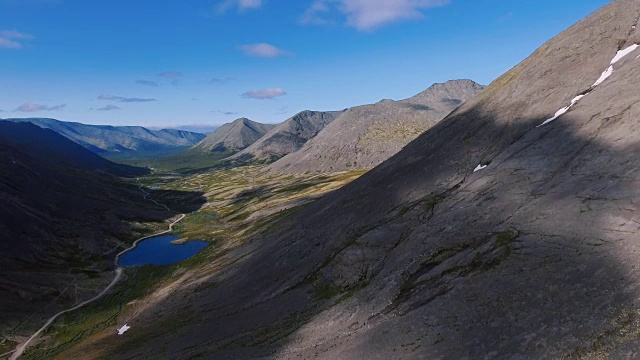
[{"left": 0, "top": 121, "right": 205, "bottom": 336}]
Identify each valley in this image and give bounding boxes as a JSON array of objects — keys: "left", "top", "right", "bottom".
[{"left": 6, "top": 165, "right": 366, "bottom": 359}]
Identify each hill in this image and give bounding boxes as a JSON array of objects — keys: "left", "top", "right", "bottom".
[
  {"left": 191, "top": 118, "right": 275, "bottom": 155},
  {"left": 71, "top": 1, "right": 640, "bottom": 358},
  {"left": 2, "top": 118, "right": 206, "bottom": 157},
  {"left": 270, "top": 79, "right": 484, "bottom": 173},
  {"left": 0, "top": 121, "right": 205, "bottom": 336},
  {"left": 229, "top": 110, "right": 344, "bottom": 163}
]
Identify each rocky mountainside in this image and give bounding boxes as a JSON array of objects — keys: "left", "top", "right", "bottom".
[
  {"left": 229, "top": 110, "right": 343, "bottom": 163},
  {"left": 0, "top": 121, "right": 205, "bottom": 336},
  {"left": 2, "top": 118, "right": 206, "bottom": 157},
  {"left": 72, "top": 1, "right": 640, "bottom": 358},
  {"left": 270, "top": 79, "right": 484, "bottom": 173},
  {"left": 191, "top": 118, "right": 275, "bottom": 155}
]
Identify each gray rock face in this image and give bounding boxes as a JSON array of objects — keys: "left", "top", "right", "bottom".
[
  {"left": 2, "top": 118, "right": 206, "bottom": 156},
  {"left": 269, "top": 79, "right": 484, "bottom": 173},
  {"left": 75, "top": 1, "right": 640, "bottom": 359},
  {"left": 230, "top": 110, "right": 343, "bottom": 163},
  {"left": 192, "top": 118, "right": 275, "bottom": 154}
]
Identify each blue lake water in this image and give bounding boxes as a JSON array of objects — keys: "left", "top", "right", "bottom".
[{"left": 118, "top": 235, "right": 208, "bottom": 267}]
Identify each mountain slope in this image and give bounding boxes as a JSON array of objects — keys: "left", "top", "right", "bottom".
[
  {"left": 0, "top": 121, "right": 205, "bottom": 337},
  {"left": 191, "top": 118, "right": 275, "bottom": 154},
  {"left": 2, "top": 118, "right": 206, "bottom": 157},
  {"left": 68, "top": 1, "right": 640, "bottom": 359},
  {"left": 270, "top": 79, "right": 484, "bottom": 173},
  {"left": 230, "top": 110, "right": 343, "bottom": 163}
]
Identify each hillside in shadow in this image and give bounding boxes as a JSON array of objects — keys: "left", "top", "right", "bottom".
[{"left": 0, "top": 122, "right": 206, "bottom": 339}]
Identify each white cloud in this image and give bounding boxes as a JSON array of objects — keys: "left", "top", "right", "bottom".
[
  {"left": 301, "top": 0, "right": 449, "bottom": 31},
  {"left": 242, "top": 88, "right": 286, "bottom": 100},
  {"left": 0, "top": 30, "right": 34, "bottom": 49},
  {"left": 239, "top": 43, "right": 291, "bottom": 58},
  {"left": 15, "top": 102, "right": 65, "bottom": 112},
  {"left": 217, "top": 0, "right": 262, "bottom": 13}
]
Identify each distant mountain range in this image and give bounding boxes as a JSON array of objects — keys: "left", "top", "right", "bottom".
[
  {"left": 230, "top": 110, "right": 344, "bottom": 163},
  {"left": 270, "top": 79, "right": 485, "bottom": 173},
  {"left": 1, "top": 118, "right": 206, "bottom": 157},
  {"left": 182, "top": 79, "right": 483, "bottom": 173}
]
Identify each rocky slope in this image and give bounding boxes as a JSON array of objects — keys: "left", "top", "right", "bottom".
[
  {"left": 229, "top": 110, "right": 343, "bottom": 163},
  {"left": 0, "top": 121, "right": 205, "bottom": 338},
  {"left": 2, "top": 118, "right": 206, "bottom": 157},
  {"left": 52, "top": 1, "right": 640, "bottom": 358},
  {"left": 191, "top": 118, "right": 275, "bottom": 155},
  {"left": 270, "top": 79, "right": 484, "bottom": 173}
]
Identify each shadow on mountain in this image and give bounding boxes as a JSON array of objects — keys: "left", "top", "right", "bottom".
[
  {"left": 402, "top": 103, "right": 433, "bottom": 111},
  {"left": 99, "top": 107, "right": 640, "bottom": 358},
  {"left": 0, "top": 122, "right": 206, "bottom": 338}
]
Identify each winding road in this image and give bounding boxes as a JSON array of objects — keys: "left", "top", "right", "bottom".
[{"left": 9, "top": 184, "right": 184, "bottom": 360}]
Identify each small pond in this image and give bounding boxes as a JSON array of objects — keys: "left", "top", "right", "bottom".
[{"left": 119, "top": 235, "right": 208, "bottom": 267}]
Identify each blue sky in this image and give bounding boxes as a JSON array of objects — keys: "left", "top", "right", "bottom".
[{"left": 0, "top": 0, "right": 610, "bottom": 129}]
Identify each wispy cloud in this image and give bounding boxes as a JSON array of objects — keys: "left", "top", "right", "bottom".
[
  {"left": 276, "top": 106, "right": 289, "bottom": 115},
  {"left": 0, "top": 30, "right": 34, "bottom": 49},
  {"left": 242, "top": 87, "right": 286, "bottom": 100},
  {"left": 217, "top": 0, "right": 262, "bottom": 13},
  {"left": 98, "top": 95, "right": 156, "bottom": 103},
  {"left": 239, "top": 43, "right": 291, "bottom": 58},
  {"left": 136, "top": 79, "right": 159, "bottom": 87},
  {"left": 301, "top": 0, "right": 449, "bottom": 31},
  {"left": 96, "top": 105, "right": 120, "bottom": 111},
  {"left": 214, "top": 110, "right": 239, "bottom": 115},
  {"left": 15, "top": 102, "right": 66, "bottom": 112},
  {"left": 210, "top": 77, "right": 235, "bottom": 84},
  {"left": 157, "top": 70, "right": 182, "bottom": 79},
  {"left": 497, "top": 12, "right": 513, "bottom": 22}
]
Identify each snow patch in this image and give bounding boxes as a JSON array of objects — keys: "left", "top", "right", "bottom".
[
  {"left": 571, "top": 95, "right": 585, "bottom": 105},
  {"left": 611, "top": 44, "right": 639, "bottom": 64},
  {"left": 474, "top": 164, "right": 487, "bottom": 172},
  {"left": 593, "top": 65, "right": 614, "bottom": 87},
  {"left": 538, "top": 106, "right": 571, "bottom": 127},
  {"left": 117, "top": 324, "right": 130, "bottom": 335}
]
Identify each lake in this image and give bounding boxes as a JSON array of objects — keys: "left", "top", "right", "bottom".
[{"left": 118, "top": 235, "right": 208, "bottom": 267}]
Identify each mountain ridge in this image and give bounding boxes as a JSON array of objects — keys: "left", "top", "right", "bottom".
[
  {"left": 269, "top": 79, "right": 485, "bottom": 173},
  {"left": 229, "top": 110, "right": 344, "bottom": 163},
  {"left": 191, "top": 117, "right": 276, "bottom": 154},
  {"left": 2, "top": 117, "right": 206, "bottom": 157}
]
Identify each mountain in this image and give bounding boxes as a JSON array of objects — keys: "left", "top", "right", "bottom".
[
  {"left": 0, "top": 121, "right": 205, "bottom": 335},
  {"left": 2, "top": 118, "right": 206, "bottom": 157},
  {"left": 269, "top": 79, "right": 484, "bottom": 173},
  {"left": 229, "top": 110, "right": 344, "bottom": 163},
  {"left": 77, "top": 1, "right": 640, "bottom": 358},
  {"left": 190, "top": 117, "right": 275, "bottom": 154},
  {"left": 149, "top": 124, "right": 219, "bottom": 134}
]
